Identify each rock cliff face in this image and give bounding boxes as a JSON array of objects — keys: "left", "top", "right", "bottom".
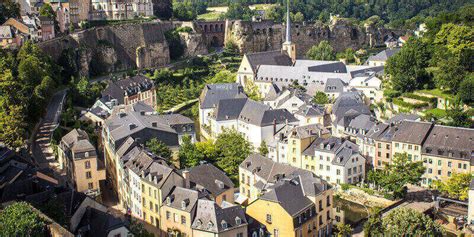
[
  {"left": 225, "top": 19, "right": 405, "bottom": 56},
  {"left": 38, "top": 21, "right": 207, "bottom": 77}
]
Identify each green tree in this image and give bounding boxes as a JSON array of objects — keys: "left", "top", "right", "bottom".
[
  {"left": 153, "top": 0, "right": 171, "bottom": 19},
  {"left": 164, "top": 29, "right": 185, "bottom": 60},
  {"left": 383, "top": 208, "right": 444, "bottom": 236},
  {"left": 224, "top": 40, "right": 240, "bottom": 55},
  {"left": 215, "top": 129, "right": 252, "bottom": 183},
  {"left": 0, "top": 0, "right": 20, "bottom": 24},
  {"left": 76, "top": 76, "right": 89, "bottom": 95},
  {"left": 179, "top": 135, "right": 203, "bottom": 168},
  {"left": 336, "top": 48, "right": 356, "bottom": 63},
  {"left": 39, "top": 3, "right": 56, "bottom": 20},
  {"left": 258, "top": 140, "right": 269, "bottom": 156},
  {"left": 458, "top": 75, "right": 474, "bottom": 105},
  {"left": 363, "top": 209, "right": 384, "bottom": 236},
  {"left": 129, "top": 220, "right": 154, "bottom": 237},
  {"left": 434, "top": 23, "right": 474, "bottom": 58},
  {"left": 225, "top": 3, "right": 254, "bottom": 21},
  {"left": 0, "top": 105, "right": 27, "bottom": 148},
  {"left": 264, "top": 5, "right": 283, "bottom": 23},
  {"left": 207, "top": 70, "right": 236, "bottom": 84},
  {"left": 447, "top": 99, "right": 472, "bottom": 127},
  {"left": 291, "top": 12, "right": 304, "bottom": 22},
  {"left": 334, "top": 222, "right": 352, "bottom": 237},
  {"left": 385, "top": 38, "right": 431, "bottom": 93},
  {"left": 367, "top": 153, "right": 425, "bottom": 198},
  {"left": 312, "top": 91, "right": 329, "bottom": 104},
  {"left": 306, "top": 40, "right": 336, "bottom": 60},
  {"left": 433, "top": 54, "right": 466, "bottom": 93},
  {"left": 432, "top": 172, "right": 472, "bottom": 200},
  {"left": 172, "top": 2, "right": 196, "bottom": 21},
  {"left": 0, "top": 202, "right": 45, "bottom": 237},
  {"left": 146, "top": 138, "right": 172, "bottom": 159}
]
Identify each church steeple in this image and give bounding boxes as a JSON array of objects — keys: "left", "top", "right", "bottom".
[
  {"left": 282, "top": 0, "right": 296, "bottom": 63},
  {"left": 285, "top": 0, "right": 291, "bottom": 43}
]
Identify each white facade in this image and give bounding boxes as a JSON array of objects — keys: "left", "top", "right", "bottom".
[
  {"left": 349, "top": 75, "right": 382, "bottom": 103},
  {"left": 311, "top": 148, "right": 366, "bottom": 185},
  {"left": 90, "top": 0, "right": 153, "bottom": 21},
  {"left": 128, "top": 169, "right": 143, "bottom": 218}
]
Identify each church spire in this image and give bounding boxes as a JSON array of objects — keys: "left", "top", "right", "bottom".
[{"left": 285, "top": 0, "right": 291, "bottom": 43}]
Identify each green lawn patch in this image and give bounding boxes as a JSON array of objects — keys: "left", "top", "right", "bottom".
[
  {"left": 392, "top": 98, "right": 428, "bottom": 109},
  {"left": 418, "top": 89, "right": 454, "bottom": 100},
  {"left": 197, "top": 11, "right": 223, "bottom": 21},
  {"left": 423, "top": 108, "right": 447, "bottom": 118}
]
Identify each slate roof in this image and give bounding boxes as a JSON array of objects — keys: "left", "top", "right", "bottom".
[
  {"left": 348, "top": 114, "right": 375, "bottom": 131},
  {"left": 367, "top": 48, "right": 401, "bottom": 62},
  {"left": 259, "top": 176, "right": 314, "bottom": 217},
  {"left": 385, "top": 113, "right": 420, "bottom": 124},
  {"left": 105, "top": 110, "right": 179, "bottom": 149},
  {"left": 199, "top": 83, "right": 247, "bottom": 109},
  {"left": 332, "top": 92, "right": 371, "bottom": 126},
  {"left": 422, "top": 125, "right": 474, "bottom": 161},
  {"left": 308, "top": 61, "right": 347, "bottom": 73},
  {"left": 101, "top": 75, "right": 154, "bottom": 104},
  {"left": 324, "top": 78, "right": 346, "bottom": 93},
  {"left": 213, "top": 98, "right": 248, "bottom": 121},
  {"left": 187, "top": 163, "right": 234, "bottom": 196},
  {"left": 392, "top": 121, "right": 433, "bottom": 145},
  {"left": 158, "top": 114, "right": 194, "bottom": 125},
  {"left": 295, "top": 105, "right": 324, "bottom": 117},
  {"left": 263, "top": 83, "right": 281, "bottom": 101},
  {"left": 239, "top": 100, "right": 298, "bottom": 127},
  {"left": 77, "top": 207, "right": 129, "bottom": 237},
  {"left": 192, "top": 200, "right": 247, "bottom": 233},
  {"left": 164, "top": 186, "right": 199, "bottom": 213},
  {"left": 240, "top": 154, "right": 299, "bottom": 183},
  {"left": 288, "top": 123, "right": 329, "bottom": 140},
  {"left": 245, "top": 50, "right": 292, "bottom": 72},
  {"left": 302, "top": 137, "right": 363, "bottom": 166},
  {"left": 60, "top": 129, "right": 96, "bottom": 159}
]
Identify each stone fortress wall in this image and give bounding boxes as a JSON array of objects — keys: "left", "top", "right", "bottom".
[
  {"left": 38, "top": 18, "right": 404, "bottom": 76},
  {"left": 38, "top": 21, "right": 208, "bottom": 76},
  {"left": 225, "top": 18, "right": 406, "bottom": 56}
]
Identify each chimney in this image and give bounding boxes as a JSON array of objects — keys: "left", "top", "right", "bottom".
[
  {"left": 273, "top": 118, "right": 277, "bottom": 135},
  {"left": 152, "top": 122, "right": 157, "bottom": 127},
  {"left": 182, "top": 169, "right": 190, "bottom": 188},
  {"left": 129, "top": 123, "right": 137, "bottom": 130},
  {"left": 140, "top": 111, "right": 145, "bottom": 115}
]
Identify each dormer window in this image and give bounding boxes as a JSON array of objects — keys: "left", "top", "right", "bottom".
[
  {"left": 166, "top": 196, "right": 171, "bottom": 205},
  {"left": 84, "top": 152, "right": 89, "bottom": 157},
  {"left": 208, "top": 221, "right": 214, "bottom": 229},
  {"left": 181, "top": 200, "right": 187, "bottom": 210},
  {"left": 221, "top": 220, "right": 228, "bottom": 229},
  {"left": 235, "top": 216, "right": 242, "bottom": 225}
]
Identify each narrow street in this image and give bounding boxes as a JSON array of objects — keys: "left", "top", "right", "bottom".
[{"left": 32, "top": 90, "right": 67, "bottom": 171}]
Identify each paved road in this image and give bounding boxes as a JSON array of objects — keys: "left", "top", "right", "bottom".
[{"left": 32, "top": 90, "right": 67, "bottom": 169}]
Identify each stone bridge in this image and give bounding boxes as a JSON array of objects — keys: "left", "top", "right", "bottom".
[{"left": 196, "top": 20, "right": 225, "bottom": 47}]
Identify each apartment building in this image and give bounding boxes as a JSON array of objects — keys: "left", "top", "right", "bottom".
[
  {"left": 420, "top": 125, "right": 474, "bottom": 185},
  {"left": 102, "top": 105, "right": 193, "bottom": 197},
  {"left": 184, "top": 163, "right": 235, "bottom": 205},
  {"left": 90, "top": 0, "right": 153, "bottom": 21},
  {"left": 240, "top": 155, "right": 333, "bottom": 237},
  {"left": 302, "top": 137, "right": 366, "bottom": 185},
  {"left": 391, "top": 120, "right": 433, "bottom": 163},
  {"left": 58, "top": 129, "right": 105, "bottom": 195},
  {"left": 268, "top": 123, "right": 330, "bottom": 165},
  {"left": 160, "top": 187, "right": 199, "bottom": 237},
  {"left": 101, "top": 75, "right": 157, "bottom": 110},
  {"left": 191, "top": 199, "right": 248, "bottom": 237},
  {"left": 331, "top": 92, "right": 371, "bottom": 137}
]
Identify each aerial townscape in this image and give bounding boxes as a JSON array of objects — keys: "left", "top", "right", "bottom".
[{"left": 0, "top": 0, "right": 473, "bottom": 236}]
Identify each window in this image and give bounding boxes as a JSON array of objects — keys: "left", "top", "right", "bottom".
[
  {"left": 266, "top": 214, "right": 272, "bottom": 223},
  {"left": 326, "top": 196, "right": 330, "bottom": 206},
  {"left": 448, "top": 162, "right": 452, "bottom": 167},
  {"left": 437, "top": 170, "right": 441, "bottom": 175},
  {"left": 448, "top": 171, "right": 452, "bottom": 177},
  {"left": 319, "top": 164, "right": 323, "bottom": 170},
  {"left": 181, "top": 215, "right": 186, "bottom": 224},
  {"left": 326, "top": 166, "right": 330, "bottom": 171},
  {"left": 347, "top": 168, "right": 352, "bottom": 175},
  {"left": 377, "top": 143, "right": 381, "bottom": 148},
  {"left": 88, "top": 182, "right": 93, "bottom": 189},
  {"left": 166, "top": 211, "right": 170, "bottom": 219},
  {"left": 319, "top": 155, "right": 323, "bottom": 160},
  {"left": 336, "top": 169, "right": 340, "bottom": 175},
  {"left": 237, "top": 233, "right": 244, "bottom": 237},
  {"left": 414, "top": 146, "right": 419, "bottom": 151},
  {"left": 327, "top": 210, "right": 330, "bottom": 220},
  {"left": 86, "top": 171, "right": 92, "bottom": 179},
  {"left": 395, "top": 143, "right": 399, "bottom": 148},
  {"left": 319, "top": 200, "right": 322, "bottom": 211},
  {"left": 438, "top": 160, "right": 442, "bottom": 166},
  {"left": 428, "top": 168, "right": 432, "bottom": 174},
  {"left": 408, "top": 145, "right": 412, "bottom": 150},
  {"left": 386, "top": 144, "right": 390, "bottom": 149},
  {"left": 85, "top": 161, "right": 91, "bottom": 169}
]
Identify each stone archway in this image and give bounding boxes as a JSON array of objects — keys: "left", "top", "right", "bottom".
[{"left": 211, "top": 36, "right": 219, "bottom": 47}]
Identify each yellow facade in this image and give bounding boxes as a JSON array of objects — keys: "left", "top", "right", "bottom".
[
  {"left": 160, "top": 205, "right": 193, "bottom": 237},
  {"left": 421, "top": 154, "right": 472, "bottom": 186},
  {"left": 141, "top": 180, "right": 161, "bottom": 227}
]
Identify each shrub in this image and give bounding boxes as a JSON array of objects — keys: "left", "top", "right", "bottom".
[{"left": 341, "top": 183, "right": 351, "bottom": 191}]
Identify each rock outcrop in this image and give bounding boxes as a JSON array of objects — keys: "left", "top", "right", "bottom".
[
  {"left": 38, "top": 21, "right": 207, "bottom": 77},
  {"left": 225, "top": 19, "right": 406, "bottom": 56}
]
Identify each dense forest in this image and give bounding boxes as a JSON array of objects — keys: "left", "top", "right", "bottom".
[
  {"left": 384, "top": 6, "right": 473, "bottom": 127},
  {"left": 174, "top": 0, "right": 472, "bottom": 29}
]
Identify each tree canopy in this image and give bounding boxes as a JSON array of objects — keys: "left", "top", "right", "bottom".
[
  {"left": 146, "top": 138, "right": 172, "bottom": 160},
  {"left": 0, "top": 202, "right": 46, "bottom": 237},
  {"left": 367, "top": 153, "right": 425, "bottom": 198},
  {"left": 312, "top": 91, "right": 329, "bottom": 104},
  {"left": 432, "top": 172, "right": 472, "bottom": 201},
  {"left": 0, "top": 0, "right": 20, "bottom": 24},
  {"left": 306, "top": 41, "right": 336, "bottom": 61}
]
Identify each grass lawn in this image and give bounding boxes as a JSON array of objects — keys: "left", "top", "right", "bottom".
[
  {"left": 423, "top": 108, "right": 447, "bottom": 118},
  {"left": 198, "top": 11, "right": 223, "bottom": 21},
  {"left": 418, "top": 89, "right": 454, "bottom": 99}
]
